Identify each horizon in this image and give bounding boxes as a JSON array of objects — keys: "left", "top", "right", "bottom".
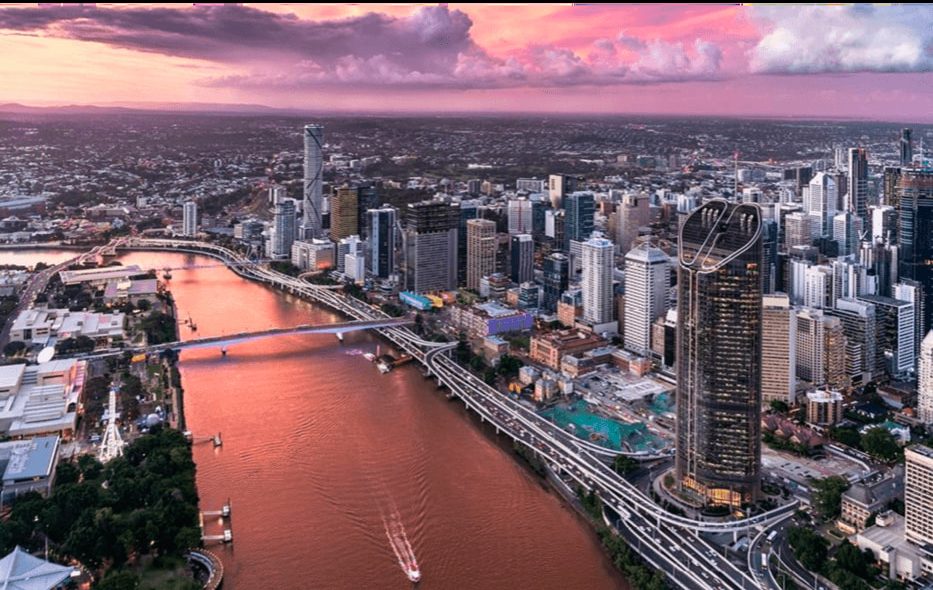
[{"left": 1, "top": 4, "right": 931, "bottom": 121}]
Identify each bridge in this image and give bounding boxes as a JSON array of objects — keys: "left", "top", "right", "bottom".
[{"left": 114, "top": 237, "right": 796, "bottom": 590}]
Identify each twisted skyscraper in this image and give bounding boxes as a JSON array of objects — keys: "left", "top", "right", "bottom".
[{"left": 303, "top": 124, "right": 324, "bottom": 238}]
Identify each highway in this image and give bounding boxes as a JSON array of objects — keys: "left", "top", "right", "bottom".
[{"left": 115, "top": 237, "right": 799, "bottom": 589}]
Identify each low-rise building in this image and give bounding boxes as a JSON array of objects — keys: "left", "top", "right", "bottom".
[
  {"left": 529, "top": 330, "right": 604, "bottom": 370},
  {"left": 857, "top": 511, "right": 925, "bottom": 581},
  {"left": 450, "top": 302, "right": 533, "bottom": 339},
  {"left": 0, "top": 435, "right": 60, "bottom": 503},
  {"left": 59, "top": 264, "right": 144, "bottom": 287},
  {"left": 0, "top": 360, "right": 85, "bottom": 439},
  {"left": 806, "top": 389, "right": 844, "bottom": 426},
  {"left": 838, "top": 466, "right": 904, "bottom": 534},
  {"left": 102, "top": 278, "right": 158, "bottom": 305},
  {"left": 10, "top": 308, "right": 126, "bottom": 348}
]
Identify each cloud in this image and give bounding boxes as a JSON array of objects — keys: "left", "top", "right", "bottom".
[
  {"left": 0, "top": 4, "right": 726, "bottom": 89},
  {"left": 750, "top": 5, "right": 932, "bottom": 74}
]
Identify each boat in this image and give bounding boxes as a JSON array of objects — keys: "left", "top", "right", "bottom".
[
  {"left": 162, "top": 268, "right": 172, "bottom": 280},
  {"left": 384, "top": 511, "right": 421, "bottom": 583},
  {"left": 363, "top": 352, "right": 376, "bottom": 362},
  {"left": 377, "top": 361, "right": 392, "bottom": 374}
]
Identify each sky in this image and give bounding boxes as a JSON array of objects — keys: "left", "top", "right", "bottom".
[{"left": 0, "top": 3, "right": 931, "bottom": 120}]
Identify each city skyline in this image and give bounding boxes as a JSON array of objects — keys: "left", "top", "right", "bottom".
[{"left": 0, "top": 4, "right": 931, "bottom": 121}]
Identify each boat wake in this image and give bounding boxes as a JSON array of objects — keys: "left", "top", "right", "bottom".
[{"left": 381, "top": 508, "right": 421, "bottom": 583}]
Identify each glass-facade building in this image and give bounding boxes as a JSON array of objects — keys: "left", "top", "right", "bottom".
[{"left": 676, "top": 200, "right": 763, "bottom": 506}]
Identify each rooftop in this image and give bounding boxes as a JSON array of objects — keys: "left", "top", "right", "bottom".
[
  {"left": 0, "top": 436, "right": 59, "bottom": 482},
  {"left": 0, "top": 545, "right": 75, "bottom": 590}
]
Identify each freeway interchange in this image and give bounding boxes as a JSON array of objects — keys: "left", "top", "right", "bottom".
[{"left": 116, "top": 237, "right": 799, "bottom": 590}]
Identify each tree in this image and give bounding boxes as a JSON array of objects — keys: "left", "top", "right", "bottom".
[
  {"left": 787, "top": 526, "right": 828, "bottom": 572},
  {"left": 613, "top": 455, "right": 638, "bottom": 476},
  {"left": 861, "top": 427, "right": 901, "bottom": 462},
  {"left": 497, "top": 355, "right": 523, "bottom": 378},
  {"left": 810, "top": 475, "right": 849, "bottom": 519},
  {"left": 829, "top": 426, "right": 861, "bottom": 449},
  {"left": 95, "top": 571, "right": 140, "bottom": 590},
  {"left": 136, "top": 299, "right": 151, "bottom": 312},
  {"left": 835, "top": 541, "right": 871, "bottom": 578},
  {"left": 769, "top": 400, "right": 789, "bottom": 414},
  {"left": 2, "top": 341, "right": 26, "bottom": 357}
]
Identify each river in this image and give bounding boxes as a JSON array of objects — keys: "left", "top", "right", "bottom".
[{"left": 2, "top": 249, "right": 626, "bottom": 590}]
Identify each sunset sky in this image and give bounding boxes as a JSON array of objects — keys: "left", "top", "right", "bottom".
[{"left": 0, "top": 3, "right": 931, "bottom": 119}]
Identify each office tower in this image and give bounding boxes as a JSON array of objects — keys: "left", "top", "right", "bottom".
[
  {"left": 784, "top": 212, "right": 814, "bottom": 251},
  {"left": 894, "top": 281, "right": 924, "bottom": 360},
  {"left": 510, "top": 234, "right": 534, "bottom": 285},
  {"left": 548, "top": 173, "right": 582, "bottom": 209},
  {"left": 783, "top": 166, "right": 813, "bottom": 197},
  {"left": 762, "top": 294, "right": 797, "bottom": 406},
  {"left": 900, "top": 128, "right": 913, "bottom": 167},
  {"left": 336, "top": 235, "right": 363, "bottom": 274},
  {"left": 581, "top": 235, "right": 614, "bottom": 326},
  {"left": 883, "top": 166, "right": 903, "bottom": 209},
  {"left": 806, "top": 172, "right": 839, "bottom": 237},
  {"left": 871, "top": 205, "right": 897, "bottom": 243},
  {"left": 568, "top": 239, "right": 584, "bottom": 277},
  {"left": 834, "top": 146, "right": 848, "bottom": 172},
  {"left": 761, "top": 219, "right": 778, "bottom": 294},
  {"left": 919, "top": 331, "right": 933, "bottom": 426},
  {"left": 457, "top": 200, "right": 480, "bottom": 286},
  {"left": 613, "top": 193, "right": 653, "bottom": 254},
  {"left": 517, "top": 282, "right": 539, "bottom": 310},
  {"left": 831, "top": 259, "right": 864, "bottom": 303},
  {"left": 368, "top": 207, "right": 396, "bottom": 279},
  {"left": 904, "top": 445, "right": 933, "bottom": 548},
  {"left": 466, "top": 219, "right": 497, "bottom": 291},
  {"left": 564, "top": 192, "right": 595, "bottom": 250},
  {"left": 623, "top": 243, "right": 670, "bottom": 356},
  {"left": 676, "top": 200, "right": 763, "bottom": 506},
  {"left": 896, "top": 169, "right": 933, "bottom": 336},
  {"left": 271, "top": 199, "right": 297, "bottom": 259},
  {"left": 831, "top": 298, "right": 878, "bottom": 385},
  {"left": 847, "top": 148, "right": 869, "bottom": 223},
  {"left": 303, "top": 124, "right": 325, "bottom": 238},
  {"left": 530, "top": 194, "right": 547, "bottom": 237},
  {"left": 403, "top": 200, "right": 459, "bottom": 293},
  {"left": 507, "top": 198, "right": 533, "bottom": 235},
  {"left": 860, "top": 240, "right": 899, "bottom": 298},
  {"left": 330, "top": 185, "right": 359, "bottom": 241},
  {"left": 467, "top": 179, "right": 482, "bottom": 196},
  {"left": 356, "top": 184, "right": 379, "bottom": 240},
  {"left": 268, "top": 185, "right": 287, "bottom": 206},
  {"left": 796, "top": 308, "right": 847, "bottom": 390},
  {"left": 859, "top": 294, "right": 916, "bottom": 377},
  {"left": 542, "top": 253, "right": 569, "bottom": 313},
  {"left": 803, "top": 264, "right": 833, "bottom": 309},
  {"left": 832, "top": 211, "right": 862, "bottom": 257},
  {"left": 182, "top": 200, "right": 198, "bottom": 237}
]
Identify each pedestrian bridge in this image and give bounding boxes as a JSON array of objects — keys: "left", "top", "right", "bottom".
[{"left": 142, "top": 317, "right": 414, "bottom": 353}]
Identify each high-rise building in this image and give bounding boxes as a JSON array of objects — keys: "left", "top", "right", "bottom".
[
  {"left": 564, "top": 192, "right": 595, "bottom": 250},
  {"left": 831, "top": 298, "right": 878, "bottom": 385},
  {"left": 858, "top": 294, "right": 916, "bottom": 377},
  {"left": 796, "top": 308, "right": 847, "bottom": 390},
  {"left": 466, "top": 219, "right": 497, "bottom": 291},
  {"left": 871, "top": 205, "right": 897, "bottom": 243},
  {"left": 268, "top": 185, "right": 287, "bottom": 206},
  {"left": 896, "top": 169, "right": 933, "bottom": 337},
  {"left": 182, "top": 200, "right": 198, "bottom": 237},
  {"left": 761, "top": 219, "right": 778, "bottom": 294},
  {"left": 271, "top": 199, "right": 297, "bottom": 259},
  {"left": 302, "top": 124, "right": 325, "bottom": 238},
  {"left": 457, "top": 200, "right": 480, "bottom": 286},
  {"left": 403, "top": 200, "right": 459, "bottom": 293},
  {"left": 507, "top": 198, "right": 533, "bottom": 235},
  {"left": 918, "top": 331, "right": 933, "bottom": 426},
  {"left": 368, "top": 207, "right": 396, "bottom": 279},
  {"left": 806, "top": 172, "right": 839, "bottom": 237},
  {"left": 336, "top": 235, "right": 363, "bottom": 274},
  {"left": 762, "top": 294, "right": 797, "bottom": 406},
  {"left": 623, "top": 243, "right": 669, "bottom": 356},
  {"left": 900, "top": 128, "right": 913, "bottom": 167},
  {"left": 832, "top": 211, "right": 862, "bottom": 257},
  {"left": 894, "top": 281, "right": 924, "bottom": 360},
  {"left": 510, "top": 234, "right": 534, "bottom": 285},
  {"left": 356, "top": 184, "right": 380, "bottom": 240},
  {"left": 581, "top": 235, "right": 614, "bottom": 326},
  {"left": 904, "top": 445, "right": 933, "bottom": 548},
  {"left": 542, "top": 253, "right": 569, "bottom": 313},
  {"left": 548, "top": 173, "right": 582, "bottom": 209},
  {"left": 883, "top": 166, "right": 903, "bottom": 209},
  {"left": 847, "top": 148, "right": 869, "bottom": 223},
  {"left": 613, "top": 193, "right": 653, "bottom": 254},
  {"left": 784, "top": 212, "right": 814, "bottom": 251},
  {"left": 860, "top": 239, "right": 899, "bottom": 298},
  {"left": 516, "top": 178, "right": 547, "bottom": 193},
  {"left": 676, "top": 200, "right": 763, "bottom": 506},
  {"left": 803, "top": 264, "right": 833, "bottom": 309},
  {"left": 330, "top": 185, "right": 359, "bottom": 241}
]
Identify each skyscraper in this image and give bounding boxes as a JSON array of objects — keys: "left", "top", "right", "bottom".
[
  {"left": 795, "top": 308, "right": 847, "bottom": 390},
  {"left": 303, "top": 124, "right": 324, "bottom": 238},
  {"left": 403, "top": 200, "right": 459, "bottom": 293},
  {"left": 271, "top": 199, "right": 297, "bottom": 259},
  {"left": 330, "top": 185, "right": 359, "bottom": 241},
  {"left": 918, "top": 331, "right": 933, "bottom": 426},
  {"left": 542, "top": 253, "right": 569, "bottom": 313},
  {"left": 457, "top": 200, "right": 480, "bottom": 286},
  {"left": 548, "top": 173, "right": 582, "bottom": 209},
  {"left": 676, "top": 200, "right": 763, "bottom": 506},
  {"left": 806, "top": 172, "right": 839, "bottom": 237},
  {"left": 466, "top": 218, "right": 497, "bottom": 291},
  {"left": 581, "top": 235, "right": 614, "bottom": 326},
  {"left": 510, "top": 234, "right": 534, "bottom": 285},
  {"left": 613, "top": 193, "right": 652, "bottom": 254},
  {"left": 507, "top": 198, "right": 533, "bottom": 235},
  {"left": 761, "top": 294, "right": 797, "bottom": 406},
  {"left": 904, "top": 445, "right": 933, "bottom": 548},
  {"left": 564, "top": 192, "right": 595, "bottom": 250},
  {"left": 182, "top": 200, "right": 198, "bottom": 237},
  {"left": 858, "top": 294, "right": 916, "bottom": 377},
  {"left": 900, "top": 128, "right": 913, "bottom": 167},
  {"left": 368, "top": 207, "right": 396, "bottom": 279},
  {"left": 847, "top": 147, "right": 869, "bottom": 223},
  {"left": 831, "top": 298, "right": 878, "bottom": 386},
  {"left": 623, "top": 243, "right": 669, "bottom": 356},
  {"left": 896, "top": 169, "right": 933, "bottom": 337}
]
